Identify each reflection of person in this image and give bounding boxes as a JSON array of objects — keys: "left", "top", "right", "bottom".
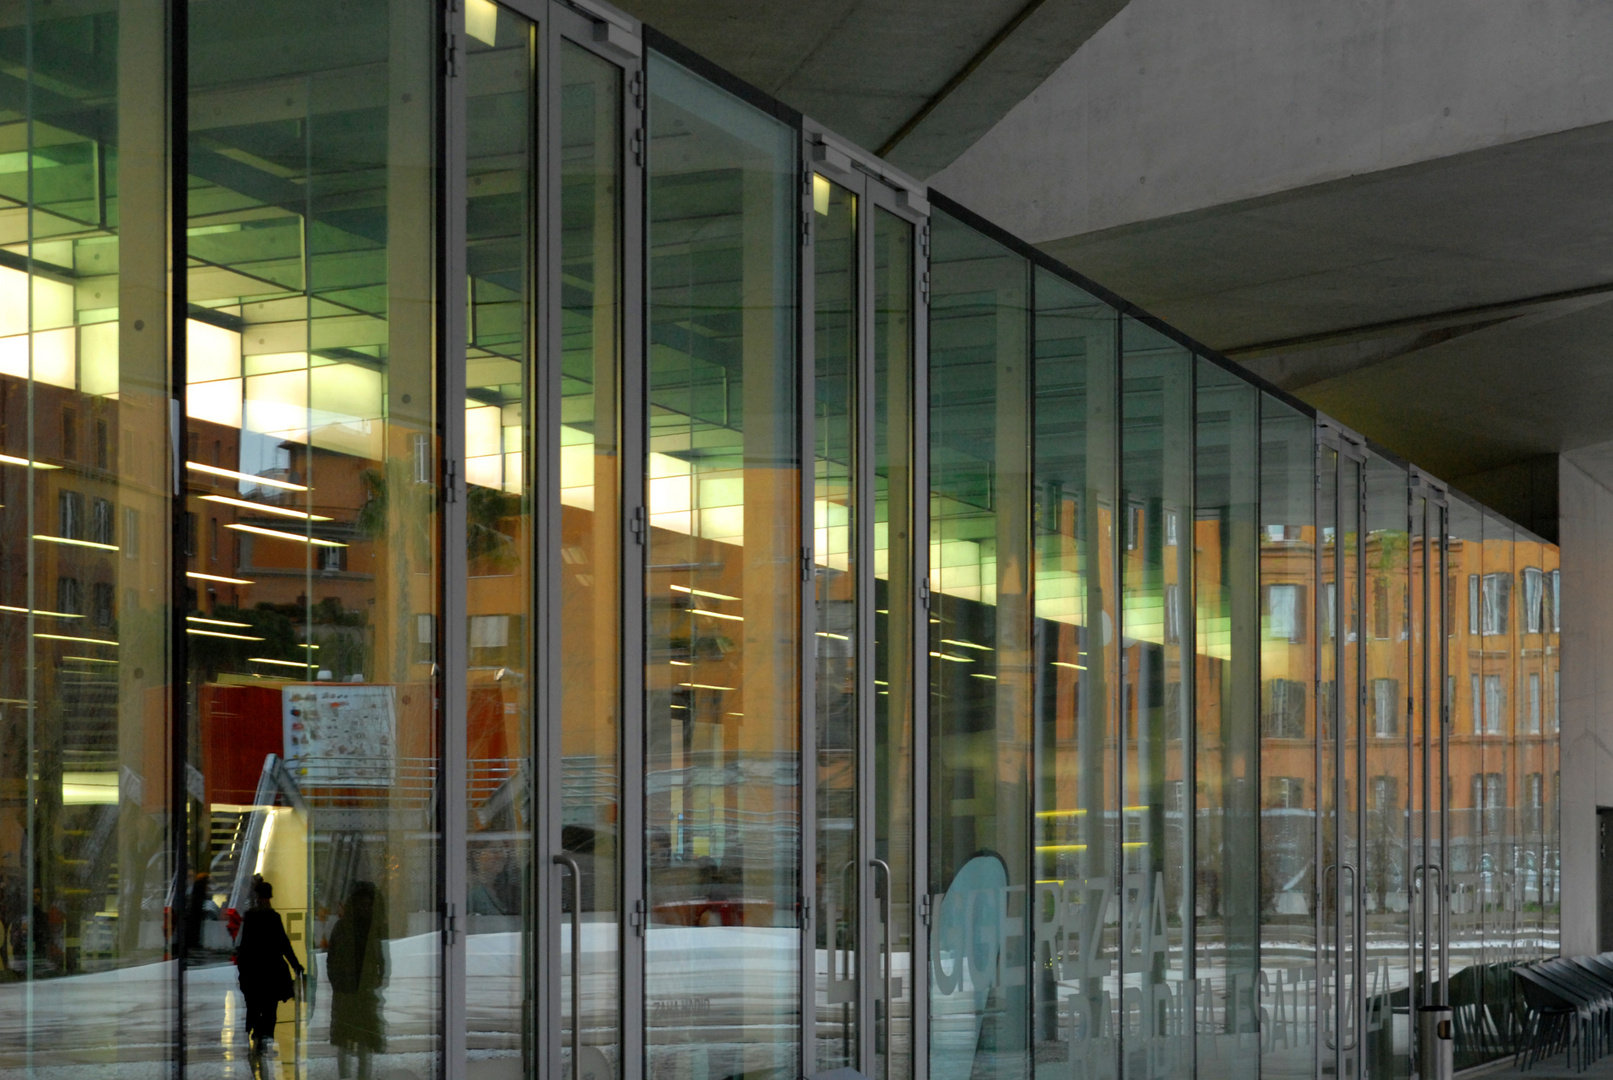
[
  {"left": 235, "top": 876, "right": 303, "bottom": 1058},
  {"left": 327, "top": 881, "right": 386, "bottom": 1079}
]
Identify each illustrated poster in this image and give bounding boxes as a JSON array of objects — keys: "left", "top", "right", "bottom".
[{"left": 282, "top": 684, "right": 397, "bottom": 786}]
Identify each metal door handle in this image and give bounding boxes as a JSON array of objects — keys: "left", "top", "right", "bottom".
[
  {"left": 1338, "top": 861, "right": 1358, "bottom": 1052},
  {"left": 554, "top": 853, "right": 584, "bottom": 1080},
  {"left": 871, "top": 858, "right": 894, "bottom": 1080}
]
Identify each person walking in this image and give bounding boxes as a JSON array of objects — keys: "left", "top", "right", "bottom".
[
  {"left": 327, "top": 880, "right": 386, "bottom": 1079},
  {"left": 234, "top": 875, "right": 303, "bottom": 1060}
]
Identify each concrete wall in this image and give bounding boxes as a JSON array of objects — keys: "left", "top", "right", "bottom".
[
  {"left": 1556, "top": 456, "right": 1613, "bottom": 956},
  {"left": 930, "top": 0, "right": 1613, "bottom": 244}
]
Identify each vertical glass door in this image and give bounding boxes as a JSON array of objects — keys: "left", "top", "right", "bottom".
[
  {"left": 805, "top": 146, "right": 921, "bottom": 1080},
  {"left": 461, "top": 5, "right": 634, "bottom": 1078}
]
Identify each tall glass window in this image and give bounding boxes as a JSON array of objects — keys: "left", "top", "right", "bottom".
[
  {"left": 927, "top": 209, "right": 1030, "bottom": 1080},
  {"left": 181, "top": 1, "right": 442, "bottom": 1075},
  {"left": 0, "top": 1, "right": 176, "bottom": 1071},
  {"left": 645, "top": 53, "right": 801, "bottom": 1080},
  {"left": 1258, "top": 399, "right": 1318, "bottom": 1080},
  {"left": 1192, "top": 359, "right": 1259, "bottom": 1079},
  {"left": 1117, "top": 320, "right": 1193, "bottom": 1080},
  {"left": 1031, "top": 271, "right": 1119, "bottom": 1080},
  {"left": 1445, "top": 496, "right": 1484, "bottom": 1066}
]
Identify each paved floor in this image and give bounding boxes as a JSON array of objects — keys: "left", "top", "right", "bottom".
[{"left": 1466, "top": 1049, "right": 1613, "bottom": 1080}]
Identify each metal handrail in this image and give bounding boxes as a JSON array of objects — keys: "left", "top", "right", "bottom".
[{"left": 554, "top": 853, "right": 584, "bottom": 1080}]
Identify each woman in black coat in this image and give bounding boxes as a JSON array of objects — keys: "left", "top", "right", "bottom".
[
  {"left": 327, "top": 880, "right": 386, "bottom": 1079},
  {"left": 235, "top": 876, "right": 303, "bottom": 1057}
]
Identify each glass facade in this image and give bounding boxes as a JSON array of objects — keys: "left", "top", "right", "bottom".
[{"left": 0, "top": 3, "right": 1560, "bottom": 1080}]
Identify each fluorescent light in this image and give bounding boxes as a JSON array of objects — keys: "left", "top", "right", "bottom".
[
  {"left": 669, "top": 660, "right": 691, "bottom": 667},
  {"left": 942, "top": 638, "right": 993, "bottom": 652},
  {"left": 0, "top": 454, "right": 60, "bottom": 470},
  {"left": 34, "top": 633, "right": 116, "bottom": 646},
  {"left": 188, "top": 571, "right": 255, "bottom": 585},
  {"left": 187, "top": 628, "right": 265, "bottom": 641},
  {"left": 1051, "top": 661, "right": 1086, "bottom": 671},
  {"left": 200, "top": 494, "right": 331, "bottom": 522},
  {"left": 34, "top": 535, "right": 118, "bottom": 552},
  {"left": 816, "top": 631, "right": 849, "bottom": 641},
  {"left": 971, "top": 672, "right": 997, "bottom": 680},
  {"left": 227, "top": 523, "right": 345, "bottom": 548},
  {"left": 0, "top": 605, "right": 81, "bottom": 619},
  {"left": 679, "top": 682, "right": 734, "bottom": 691},
  {"left": 929, "top": 651, "right": 972, "bottom": 662},
  {"left": 187, "top": 616, "right": 253, "bottom": 628},
  {"left": 671, "top": 584, "right": 740, "bottom": 601},
  {"left": 63, "top": 656, "right": 118, "bottom": 665},
  {"left": 689, "top": 608, "right": 742, "bottom": 622},
  {"left": 249, "top": 657, "right": 314, "bottom": 669},
  {"left": 187, "top": 461, "right": 308, "bottom": 491}
]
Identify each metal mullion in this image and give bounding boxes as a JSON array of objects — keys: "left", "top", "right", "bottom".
[
  {"left": 1111, "top": 312, "right": 1126, "bottom": 1072},
  {"left": 440, "top": 0, "right": 471, "bottom": 1075},
  {"left": 797, "top": 141, "right": 818, "bottom": 1080},
  {"left": 1355, "top": 460, "right": 1368, "bottom": 1060},
  {"left": 1181, "top": 348, "right": 1197, "bottom": 1055},
  {"left": 1311, "top": 432, "right": 1326, "bottom": 1080},
  {"left": 536, "top": 12, "right": 563, "bottom": 1080},
  {"left": 909, "top": 205, "right": 931, "bottom": 1080},
  {"left": 618, "top": 30, "right": 647, "bottom": 1080},
  {"left": 856, "top": 171, "right": 879, "bottom": 1080},
  {"left": 1437, "top": 504, "right": 1450, "bottom": 996}
]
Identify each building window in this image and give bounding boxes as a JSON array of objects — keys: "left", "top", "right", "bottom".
[
  {"left": 412, "top": 432, "right": 432, "bottom": 485},
  {"left": 1164, "top": 582, "right": 1181, "bottom": 643},
  {"left": 58, "top": 489, "right": 83, "bottom": 540},
  {"left": 1552, "top": 669, "right": 1560, "bottom": 733},
  {"left": 1526, "top": 671, "right": 1541, "bottom": 734},
  {"left": 1525, "top": 772, "right": 1543, "bottom": 809},
  {"left": 319, "top": 543, "right": 346, "bottom": 572},
  {"left": 1482, "top": 674, "right": 1505, "bottom": 735},
  {"left": 1481, "top": 572, "right": 1510, "bottom": 636},
  {"left": 1468, "top": 573, "right": 1479, "bottom": 635},
  {"left": 91, "top": 582, "right": 114, "bottom": 628},
  {"left": 1372, "top": 578, "right": 1391, "bottom": 640},
  {"left": 1522, "top": 567, "right": 1544, "bottom": 634},
  {"left": 1264, "top": 583, "right": 1305, "bottom": 642},
  {"left": 209, "top": 517, "right": 219, "bottom": 561},
  {"left": 1471, "top": 673, "right": 1482, "bottom": 735},
  {"left": 1322, "top": 582, "right": 1336, "bottom": 641},
  {"left": 1263, "top": 678, "right": 1306, "bottom": 739},
  {"left": 56, "top": 576, "right": 81, "bottom": 616},
  {"left": 1164, "top": 510, "right": 1178, "bottom": 547},
  {"left": 1372, "top": 677, "right": 1400, "bottom": 737},
  {"left": 1268, "top": 776, "right": 1304, "bottom": 809},
  {"left": 1371, "top": 775, "right": 1399, "bottom": 813},
  {"left": 184, "top": 512, "right": 198, "bottom": 558},
  {"left": 90, "top": 497, "right": 114, "bottom": 547},
  {"left": 123, "top": 507, "right": 139, "bottom": 559},
  {"left": 1126, "top": 503, "right": 1143, "bottom": 551}
]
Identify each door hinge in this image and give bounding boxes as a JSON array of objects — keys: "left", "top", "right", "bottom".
[
  {"left": 920, "top": 270, "right": 931, "bottom": 304},
  {"left": 920, "top": 894, "right": 933, "bottom": 928},
  {"left": 630, "top": 68, "right": 645, "bottom": 110},
  {"left": 444, "top": 458, "right": 459, "bottom": 504},
  {"left": 630, "top": 898, "right": 647, "bottom": 937},
  {"left": 920, "top": 221, "right": 931, "bottom": 257},
  {"left": 801, "top": 169, "right": 814, "bottom": 245},
  {"left": 631, "top": 127, "right": 645, "bottom": 167},
  {"left": 443, "top": 20, "right": 462, "bottom": 78},
  {"left": 920, "top": 576, "right": 932, "bottom": 611},
  {"left": 800, "top": 896, "right": 812, "bottom": 927},
  {"left": 444, "top": 902, "right": 458, "bottom": 946},
  {"left": 801, "top": 546, "right": 814, "bottom": 583},
  {"left": 630, "top": 505, "right": 646, "bottom": 545}
]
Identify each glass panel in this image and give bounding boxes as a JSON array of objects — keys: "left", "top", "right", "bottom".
[
  {"left": 557, "top": 37, "right": 625, "bottom": 1080},
  {"left": 1192, "top": 359, "right": 1259, "bottom": 1079},
  {"left": 645, "top": 52, "right": 801, "bottom": 1080},
  {"left": 1117, "top": 320, "right": 1193, "bottom": 1080},
  {"left": 1479, "top": 512, "right": 1517, "bottom": 1050},
  {"left": 1339, "top": 455, "right": 1362, "bottom": 1078},
  {"left": 464, "top": 9, "right": 537, "bottom": 1076},
  {"left": 0, "top": 1, "right": 176, "bottom": 1071},
  {"left": 814, "top": 176, "right": 859, "bottom": 1073},
  {"left": 1540, "top": 538, "right": 1559, "bottom": 960},
  {"left": 927, "top": 209, "right": 1030, "bottom": 1080},
  {"left": 1031, "top": 270, "right": 1119, "bottom": 1080},
  {"left": 1258, "top": 398, "right": 1318, "bottom": 1080},
  {"left": 1514, "top": 530, "right": 1545, "bottom": 970},
  {"left": 183, "top": 0, "right": 442, "bottom": 1075},
  {"left": 1444, "top": 497, "right": 1484, "bottom": 1067},
  {"left": 1317, "top": 447, "right": 1340, "bottom": 1062},
  {"left": 873, "top": 205, "right": 916, "bottom": 1080},
  {"left": 1361, "top": 457, "right": 1408, "bottom": 1080}
]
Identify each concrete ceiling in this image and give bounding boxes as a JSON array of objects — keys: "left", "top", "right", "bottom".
[
  {"left": 1030, "top": 119, "right": 1613, "bottom": 493},
  {"left": 617, "top": 0, "right": 1129, "bottom": 176}
]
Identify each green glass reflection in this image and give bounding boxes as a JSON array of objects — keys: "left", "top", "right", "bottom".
[
  {"left": 645, "top": 52, "right": 800, "bottom": 1080},
  {"left": 1031, "top": 270, "right": 1119, "bottom": 1080},
  {"left": 182, "top": 1, "right": 441, "bottom": 1073},
  {"left": 927, "top": 209, "right": 1030, "bottom": 1080}
]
